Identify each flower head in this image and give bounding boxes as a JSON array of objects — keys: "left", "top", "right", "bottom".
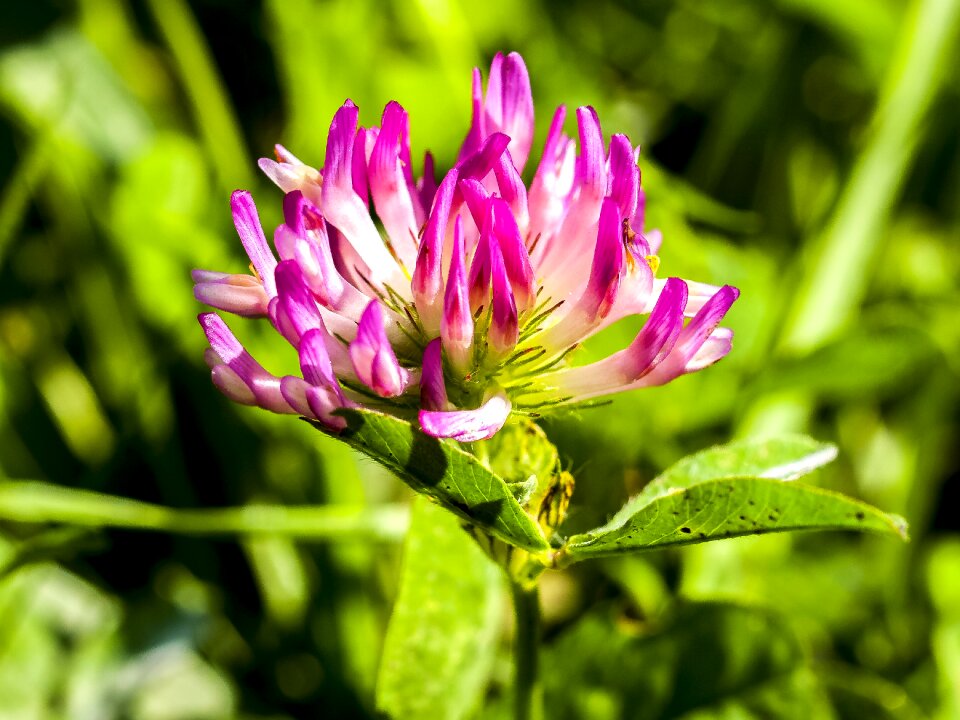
[{"left": 194, "top": 52, "right": 739, "bottom": 441}]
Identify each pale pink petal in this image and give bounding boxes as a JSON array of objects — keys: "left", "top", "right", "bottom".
[
  {"left": 231, "top": 191, "right": 277, "bottom": 299},
  {"left": 536, "top": 198, "right": 624, "bottom": 352},
  {"left": 419, "top": 392, "right": 512, "bottom": 442},
  {"left": 193, "top": 271, "right": 269, "bottom": 317}
]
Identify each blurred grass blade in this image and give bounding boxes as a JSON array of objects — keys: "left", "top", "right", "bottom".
[
  {"left": 0, "top": 481, "right": 408, "bottom": 541},
  {"left": 0, "top": 141, "right": 51, "bottom": 269},
  {"left": 376, "top": 496, "right": 502, "bottom": 720},
  {"left": 782, "top": 0, "right": 960, "bottom": 353},
  {"left": 145, "top": 0, "right": 252, "bottom": 191}
]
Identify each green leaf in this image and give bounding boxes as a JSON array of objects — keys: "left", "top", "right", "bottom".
[
  {"left": 327, "top": 409, "right": 549, "bottom": 552},
  {"left": 561, "top": 477, "right": 907, "bottom": 563},
  {"left": 376, "top": 496, "right": 503, "bottom": 720},
  {"left": 542, "top": 602, "right": 834, "bottom": 720},
  {"left": 633, "top": 435, "right": 838, "bottom": 507}
]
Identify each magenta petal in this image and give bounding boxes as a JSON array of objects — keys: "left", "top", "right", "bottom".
[
  {"left": 575, "top": 106, "right": 605, "bottom": 195},
  {"left": 419, "top": 338, "right": 448, "bottom": 411},
  {"left": 299, "top": 327, "right": 339, "bottom": 389},
  {"left": 620, "top": 277, "right": 689, "bottom": 375},
  {"left": 352, "top": 126, "right": 370, "bottom": 207},
  {"left": 419, "top": 151, "right": 438, "bottom": 212},
  {"left": 582, "top": 198, "right": 625, "bottom": 319},
  {"left": 282, "top": 190, "right": 306, "bottom": 236},
  {"left": 608, "top": 134, "right": 640, "bottom": 221},
  {"left": 306, "top": 385, "right": 349, "bottom": 430},
  {"left": 458, "top": 132, "right": 511, "bottom": 182},
  {"left": 467, "top": 205, "right": 494, "bottom": 311},
  {"left": 324, "top": 100, "right": 359, "bottom": 191},
  {"left": 441, "top": 216, "right": 474, "bottom": 372},
  {"left": 491, "top": 198, "right": 536, "bottom": 313},
  {"left": 412, "top": 168, "right": 458, "bottom": 332},
  {"left": 275, "top": 260, "right": 323, "bottom": 341},
  {"left": 419, "top": 393, "right": 511, "bottom": 442},
  {"left": 674, "top": 285, "right": 740, "bottom": 358},
  {"left": 493, "top": 151, "right": 529, "bottom": 229},
  {"left": 458, "top": 178, "right": 491, "bottom": 231},
  {"left": 349, "top": 300, "right": 410, "bottom": 397},
  {"left": 369, "top": 101, "right": 420, "bottom": 266},
  {"left": 371, "top": 346, "right": 405, "bottom": 397},
  {"left": 457, "top": 67, "right": 485, "bottom": 164},
  {"left": 640, "top": 285, "right": 739, "bottom": 384},
  {"left": 488, "top": 235, "right": 519, "bottom": 357},
  {"left": 199, "top": 312, "right": 266, "bottom": 383},
  {"left": 231, "top": 191, "right": 277, "bottom": 299},
  {"left": 530, "top": 278, "right": 688, "bottom": 403},
  {"left": 199, "top": 312, "right": 292, "bottom": 413}
]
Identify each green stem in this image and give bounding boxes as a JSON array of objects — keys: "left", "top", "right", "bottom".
[
  {"left": 0, "top": 481, "right": 408, "bottom": 542},
  {"left": 511, "top": 582, "right": 543, "bottom": 720}
]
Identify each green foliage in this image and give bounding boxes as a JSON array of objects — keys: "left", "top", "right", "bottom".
[
  {"left": 560, "top": 436, "right": 906, "bottom": 562},
  {"left": 377, "top": 497, "right": 502, "bottom": 720},
  {"left": 542, "top": 602, "right": 834, "bottom": 719},
  {"left": 0, "top": 0, "right": 957, "bottom": 717},
  {"left": 329, "top": 409, "right": 549, "bottom": 551},
  {"left": 563, "top": 476, "right": 906, "bottom": 560}
]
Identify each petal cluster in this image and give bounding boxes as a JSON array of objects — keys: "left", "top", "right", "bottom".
[{"left": 195, "top": 52, "right": 739, "bottom": 441}]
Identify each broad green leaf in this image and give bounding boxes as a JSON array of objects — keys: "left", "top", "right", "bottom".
[
  {"left": 328, "top": 409, "right": 549, "bottom": 552},
  {"left": 377, "top": 497, "right": 502, "bottom": 720},
  {"left": 633, "top": 435, "right": 838, "bottom": 507},
  {"left": 561, "top": 477, "right": 907, "bottom": 562},
  {"left": 541, "top": 602, "right": 834, "bottom": 720}
]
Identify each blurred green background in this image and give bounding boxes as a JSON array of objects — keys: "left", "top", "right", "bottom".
[{"left": 0, "top": 0, "right": 958, "bottom": 718}]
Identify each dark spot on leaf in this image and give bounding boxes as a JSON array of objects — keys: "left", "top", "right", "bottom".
[
  {"left": 738, "top": 515, "right": 746, "bottom": 521},
  {"left": 748, "top": 500, "right": 756, "bottom": 506},
  {"left": 681, "top": 527, "right": 692, "bottom": 534},
  {"left": 768, "top": 514, "right": 776, "bottom": 521},
  {"left": 698, "top": 532, "right": 706, "bottom": 539},
  {"left": 856, "top": 511, "right": 865, "bottom": 520}
]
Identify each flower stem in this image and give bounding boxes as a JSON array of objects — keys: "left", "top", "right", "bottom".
[{"left": 511, "top": 582, "right": 543, "bottom": 720}]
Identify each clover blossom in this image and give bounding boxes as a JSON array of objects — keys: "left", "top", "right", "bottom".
[{"left": 194, "top": 52, "right": 739, "bottom": 442}]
